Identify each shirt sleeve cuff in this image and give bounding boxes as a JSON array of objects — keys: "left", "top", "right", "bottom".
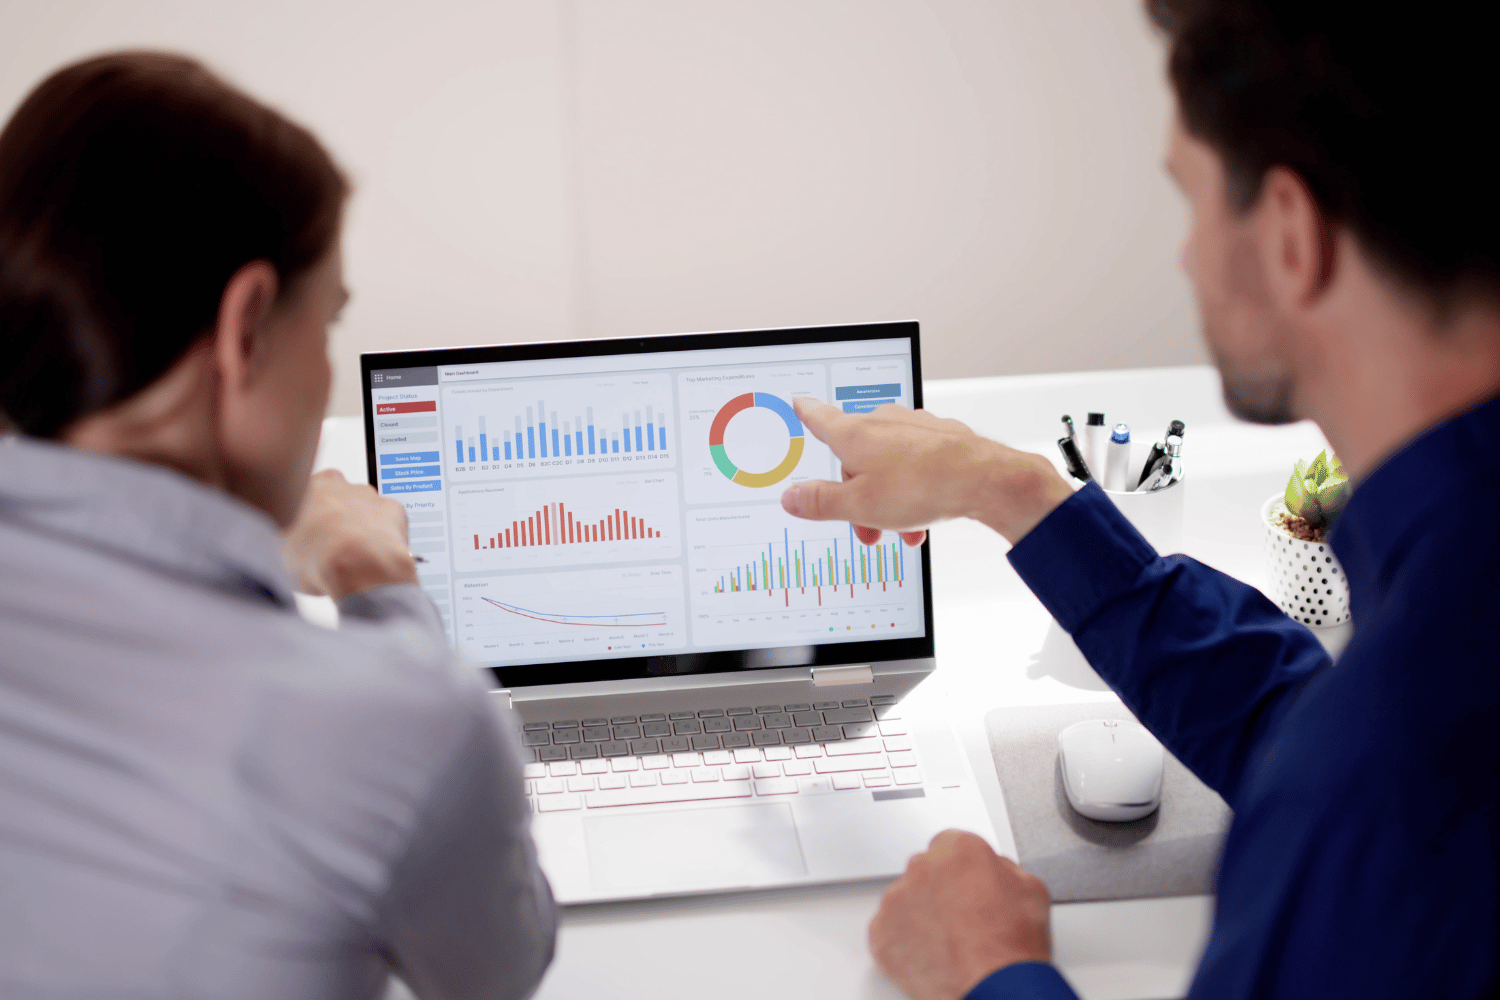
[
  {"left": 964, "top": 962, "right": 1077, "bottom": 1000},
  {"left": 1005, "top": 482, "right": 1158, "bottom": 634}
]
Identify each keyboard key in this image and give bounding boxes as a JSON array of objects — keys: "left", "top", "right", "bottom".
[
  {"left": 751, "top": 731, "right": 782, "bottom": 746},
  {"left": 641, "top": 755, "right": 670, "bottom": 770},
  {"left": 548, "top": 761, "right": 578, "bottom": 777},
  {"left": 763, "top": 747, "right": 794, "bottom": 761},
  {"left": 690, "top": 734, "right": 721, "bottom": 751},
  {"left": 537, "top": 793, "right": 582, "bottom": 812},
  {"left": 888, "top": 751, "right": 918, "bottom": 768},
  {"left": 813, "top": 701, "right": 841, "bottom": 711},
  {"left": 799, "top": 777, "right": 833, "bottom": 794},
  {"left": 883, "top": 736, "right": 912, "bottom": 752},
  {"left": 783, "top": 727, "right": 814, "bottom": 745},
  {"left": 697, "top": 709, "right": 725, "bottom": 718},
  {"left": 894, "top": 768, "right": 923, "bottom": 786},
  {"left": 691, "top": 767, "right": 720, "bottom": 783},
  {"left": 586, "top": 781, "right": 751, "bottom": 809},
  {"left": 870, "top": 695, "right": 897, "bottom": 706},
  {"left": 726, "top": 706, "right": 754, "bottom": 716},
  {"left": 841, "top": 698, "right": 870, "bottom": 708},
  {"left": 722, "top": 764, "right": 751, "bottom": 781},
  {"left": 811, "top": 726, "right": 844, "bottom": 743},
  {"left": 598, "top": 773, "right": 628, "bottom": 790},
  {"left": 582, "top": 718, "right": 608, "bottom": 727},
  {"left": 533, "top": 778, "right": 564, "bottom": 795},
  {"left": 553, "top": 729, "right": 582, "bottom": 744},
  {"left": 814, "top": 756, "right": 889, "bottom": 774},
  {"left": 600, "top": 741, "right": 630, "bottom": 757},
  {"left": 538, "top": 746, "right": 568, "bottom": 762},
  {"left": 582, "top": 726, "right": 610, "bottom": 741},
  {"left": 522, "top": 722, "right": 551, "bottom": 732},
  {"left": 640, "top": 713, "right": 667, "bottom": 723},
  {"left": 551, "top": 720, "right": 579, "bottom": 729},
  {"left": 668, "top": 711, "right": 696, "bottom": 721},
  {"left": 703, "top": 750, "right": 732, "bottom": 766},
  {"left": 792, "top": 712, "right": 823, "bottom": 727},
  {"left": 673, "top": 719, "right": 703, "bottom": 735},
  {"left": 660, "top": 769, "right": 690, "bottom": 785},
  {"left": 864, "top": 773, "right": 892, "bottom": 788},
  {"left": 523, "top": 763, "right": 547, "bottom": 778},
  {"left": 642, "top": 722, "right": 672, "bottom": 737},
  {"left": 630, "top": 772, "right": 657, "bottom": 787},
  {"left": 875, "top": 705, "right": 903, "bottom": 721},
  {"left": 611, "top": 757, "right": 640, "bottom": 772},
  {"left": 843, "top": 722, "right": 879, "bottom": 739},
  {"left": 612, "top": 724, "right": 643, "bottom": 740},
  {"left": 756, "top": 705, "right": 783, "bottom": 714},
  {"left": 702, "top": 717, "right": 733, "bottom": 733},
  {"left": 661, "top": 735, "right": 691, "bottom": 753},
  {"left": 524, "top": 779, "right": 536, "bottom": 795},
  {"left": 879, "top": 720, "right": 908, "bottom": 737},
  {"left": 794, "top": 745, "right": 823, "bottom": 758},
  {"left": 752, "top": 763, "right": 782, "bottom": 778},
  {"left": 610, "top": 715, "right": 638, "bottom": 724},
  {"left": 733, "top": 748, "right": 763, "bottom": 763},
  {"left": 672, "top": 752, "right": 702, "bottom": 768},
  {"left": 567, "top": 776, "right": 595, "bottom": 792},
  {"left": 733, "top": 716, "right": 763, "bottom": 731},
  {"left": 833, "top": 774, "right": 863, "bottom": 790},
  {"left": 823, "top": 707, "right": 874, "bottom": 725},
  {"left": 784, "top": 703, "right": 812, "bottom": 713},
  {"left": 720, "top": 732, "right": 752, "bottom": 748},
  {"left": 581, "top": 759, "right": 610, "bottom": 774},
  {"left": 754, "top": 777, "right": 799, "bottom": 796},
  {"left": 522, "top": 732, "right": 552, "bottom": 747},
  {"left": 569, "top": 744, "right": 598, "bottom": 759},
  {"left": 826, "top": 737, "right": 883, "bottom": 757},
  {"left": 784, "top": 760, "right": 813, "bottom": 776},
  {"left": 762, "top": 713, "right": 793, "bottom": 729},
  {"left": 631, "top": 738, "right": 662, "bottom": 755}
]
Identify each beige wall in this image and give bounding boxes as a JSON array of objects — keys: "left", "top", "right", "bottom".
[{"left": 0, "top": 0, "right": 1203, "bottom": 417}]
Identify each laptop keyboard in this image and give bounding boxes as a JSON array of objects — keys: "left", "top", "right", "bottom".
[{"left": 519, "top": 695, "right": 921, "bottom": 811}]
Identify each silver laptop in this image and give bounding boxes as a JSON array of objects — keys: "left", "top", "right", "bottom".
[{"left": 361, "top": 321, "right": 996, "bottom": 903}]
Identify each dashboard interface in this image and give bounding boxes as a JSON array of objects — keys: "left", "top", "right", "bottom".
[{"left": 363, "top": 327, "right": 930, "bottom": 682}]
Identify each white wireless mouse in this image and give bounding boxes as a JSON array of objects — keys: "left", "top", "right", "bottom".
[{"left": 1058, "top": 719, "right": 1164, "bottom": 822}]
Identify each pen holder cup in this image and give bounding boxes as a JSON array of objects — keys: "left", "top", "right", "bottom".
[{"left": 1099, "top": 477, "right": 1185, "bottom": 555}]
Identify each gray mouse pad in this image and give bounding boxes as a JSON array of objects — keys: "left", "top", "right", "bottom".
[{"left": 985, "top": 702, "right": 1231, "bottom": 903}]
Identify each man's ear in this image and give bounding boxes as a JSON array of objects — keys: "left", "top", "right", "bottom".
[
  {"left": 212, "top": 261, "right": 279, "bottom": 392},
  {"left": 1256, "top": 166, "right": 1335, "bottom": 314}
]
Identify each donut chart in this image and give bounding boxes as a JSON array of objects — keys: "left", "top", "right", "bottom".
[{"left": 708, "top": 392, "right": 804, "bottom": 487}]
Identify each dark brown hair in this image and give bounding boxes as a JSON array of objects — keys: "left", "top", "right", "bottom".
[
  {"left": 0, "top": 52, "right": 348, "bottom": 437},
  {"left": 1146, "top": 1, "right": 1498, "bottom": 306}
]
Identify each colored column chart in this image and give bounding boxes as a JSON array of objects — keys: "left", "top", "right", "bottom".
[
  {"left": 450, "top": 473, "right": 680, "bottom": 572},
  {"left": 679, "top": 365, "right": 833, "bottom": 504},
  {"left": 441, "top": 373, "right": 673, "bottom": 480},
  {"left": 686, "top": 504, "right": 923, "bottom": 649},
  {"left": 455, "top": 565, "right": 687, "bottom": 664}
]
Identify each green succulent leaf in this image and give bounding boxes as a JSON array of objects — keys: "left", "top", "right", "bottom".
[{"left": 1283, "top": 450, "right": 1350, "bottom": 527}]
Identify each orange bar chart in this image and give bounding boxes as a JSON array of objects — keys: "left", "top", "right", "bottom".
[{"left": 472, "top": 501, "right": 663, "bottom": 549}]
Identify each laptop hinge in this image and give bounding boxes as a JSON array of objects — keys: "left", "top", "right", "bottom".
[{"left": 811, "top": 664, "right": 874, "bottom": 687}]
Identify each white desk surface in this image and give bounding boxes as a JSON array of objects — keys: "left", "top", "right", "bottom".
[{"left": 314, "top": 365, "right": 1345, "bottom": 1000}]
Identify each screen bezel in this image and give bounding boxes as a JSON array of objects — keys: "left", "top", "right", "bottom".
[{"left": 361, "top": 321, "right": 934, "bottom": 689}]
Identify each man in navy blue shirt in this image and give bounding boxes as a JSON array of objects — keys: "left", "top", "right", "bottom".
[{"left": 781, "top": 3, "right": 1500, "bottom": 999}]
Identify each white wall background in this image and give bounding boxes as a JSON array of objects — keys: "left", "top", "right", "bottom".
[{"left": 0, "top": 0, "right": 1203, "bottom": 417}]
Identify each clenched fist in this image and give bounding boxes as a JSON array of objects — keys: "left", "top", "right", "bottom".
[{"left": 870, "top": 830, "right": 1053, "bottom": 1000}]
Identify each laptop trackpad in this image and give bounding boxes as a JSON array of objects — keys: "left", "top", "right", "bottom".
[{"left": 584, "top": 802, "right": 806, "bottom": 894}]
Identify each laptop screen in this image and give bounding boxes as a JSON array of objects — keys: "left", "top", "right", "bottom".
[{"left": 361, "top": 322, "right": 933, "bottom": 688}]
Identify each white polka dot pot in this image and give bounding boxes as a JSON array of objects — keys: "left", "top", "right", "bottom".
[{"left": 1261, "top": 495, "right": 1350, "bottom": 628}]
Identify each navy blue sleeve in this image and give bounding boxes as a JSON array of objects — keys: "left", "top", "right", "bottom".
[
  {"left": 1006, "top": 483, "right": 1331, "bottom": 807},
  {"left": 963, "top": 962, "right": 1077, "bottom": 999}
]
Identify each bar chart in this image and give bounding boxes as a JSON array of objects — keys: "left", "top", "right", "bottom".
[
  {"left": 450, "top": 473, "right": 680, "bottom": 571},
  {"left": 441, "top": 374, "right": 674, "bottom": 481},
  {"left": 455, "top": 565, "right": 687, "bottom": 664},
  {"left": 685, "top": 504, "right": 924, "bottom": 648}
]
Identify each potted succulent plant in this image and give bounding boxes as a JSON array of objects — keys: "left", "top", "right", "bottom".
[{"left": 1260, "top": 451, "right": 1352, "bottom": 627}]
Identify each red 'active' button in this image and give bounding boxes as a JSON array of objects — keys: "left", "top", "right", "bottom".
[{"left": 376, "top": 401, "right": 437, "bottom": 415}]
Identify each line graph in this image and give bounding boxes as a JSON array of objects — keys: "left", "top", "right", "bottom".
[{"left": 478, "top": 596, "right": 667, "bottom": 628}]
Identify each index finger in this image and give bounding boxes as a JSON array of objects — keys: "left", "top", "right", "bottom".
[{"left": 792, "top": 396, "right": 855, "bottom": 449}]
